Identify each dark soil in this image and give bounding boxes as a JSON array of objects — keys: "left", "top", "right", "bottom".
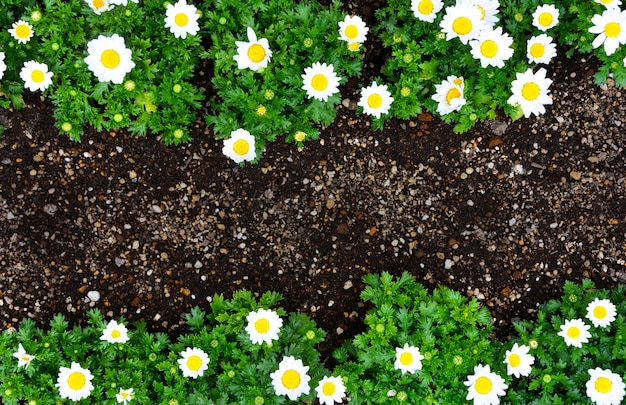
[{"left": 1, "top": 1, "right": 625, "bottom": 366}]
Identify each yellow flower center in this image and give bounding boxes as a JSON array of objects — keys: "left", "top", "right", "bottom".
[
  {"left": 121, "top": 392, "right": 129, "bottom": 399},
  {"left": 92, "top": 0, "right": 105, "bottom": 10},
  {"left": 567, "top": 325, "right": 581, "bottom": 339},
  {"left": 68, "top": 372, "right": 86, "bottom": 390},
  {"left": 311, "top": 73, "right": 329, "bottom": 91},
  {"left": 254, "top": 318, "right": 270, "bottom": 333},
  {"left": 15, "top": 24, "right": 31, "bottom": 39},
  {"left": 111, "top": 329, "right": 121, "bottom": 339},
  {"left": 186, "top": 355, "right": 202, "bottom": 371},
  {"left": 601, "top": 0, "right": 612, "bottom": 3},
  {"left": 22, "top": 356, "right": 31, "bottom": 362},
  {"left": 508, "top": 353, "right": 521, "bottom": 367},
  {"left": 367, "top": 93, "right": 383, "bottom": 109},
  {"left": 322, "top": 381, "right": 336, "bottom": 396},
  {"left": 345, "top": 24, "right": 358, "bottom": 39},
  {"left": 175, "top": 13, "right": 189, "bottom": 27},
  {"left": 453, "top": 77, "right": 463, "bottom": 86},
  {"left": 530, "top": 43, "right": 545, "bottom": 58},
  {"left": 453, "top": 17, "right": 472, "bottom": 36},
  {"left": 101, "top": 49, "right": 121, "bottom": 69},
  {"left": 233, "top": 139, "right": 250, "bottom": 156},
  {"left": 605, "top": 22, "right": 621, "bottom": 38},
  {"left": 593, "top": 306, "right": 608, "bottom": 319},
  {"left": 256, "top": 105, "right": 267, "bottom": 116},
  {"left": 446, "top": 87, "right": 462, "bottom": 104},
  {"left": 521, "top": 82, "right": 540, "bottom": 101},
  {"left": 347, "top": 42, "right": 360, "bottom": 52},
  {"left": 595, "top": 377, "right": 613, "bottom": 394},
  {"left": 31, "top": 70, "right": 45, "bottom": 83},
  {"left": 281, "top": 369, "right": 301, "bottom": 389},
  {"left": 247, "top": 44, "right": 266, "bottom": 63},
  {"left": 480, "top": 39, "right": 498, "bottom": 58},
  {"left": 399, "top": 352, "right": 413, "bottom": 366},
  {"left": 475, "top": 376, "right": 493, "bottom": 395},
  {"left": 417, "top": 0, "right": 434, "bottom": 15},
  {"left": 294, "top": 131, "right": 306, "bottom": 142},
  {"left": 538, "top": 12, "right": 553, "bottom": 27}
]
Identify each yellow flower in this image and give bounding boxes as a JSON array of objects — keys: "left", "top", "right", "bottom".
[
  {"left": 294, "top": 131, "right": 306, "bottom": 142},
  {"left": 8, "top": 20, "right": 34, "bottom": 44}
]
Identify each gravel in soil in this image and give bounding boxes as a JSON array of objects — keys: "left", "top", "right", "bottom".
[{"left": 0, "top": 31, "right": 625, "bottom": 364}]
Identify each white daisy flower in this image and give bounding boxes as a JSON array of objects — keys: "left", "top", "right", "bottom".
[
  {"left": 8, "top": 20, "right": 34, "bottom": 44},
  {"left": 557, "top": 318, "right": 592, "bottom": 348},
  {"left": 116, "top": 387, "right": 135, "bottom": 404},
  {"left": 586, "top": 368, "right": 626, "bottom": 405},
  {"left": 233, "top": 27, "right": 272, "bottom": 71},
  {"left": 245, "top": 308, "right": 283, "bottom": 345},
  {"left": 301, "top": 62, "right": 341, "bottom": 102},
  {"left": 595, "top": 0, "right": 622, "bottom": 8},
  {"left": 586, "top": 298, "right": 617, "bottom": 328},
  {"left": 222, "top": 128, "right": 256, "bottom": 163},
  {"left": 315, "top": 376, "right": 346, "bottom": 405},
  {"left": 20, "top": 61, "right": 53, "bottom": 92},
  {"left": 503, "top": 343, "right": 534, "bottom": 378},
  {"left": 458, "top": 0, "right": 500, "bottom": 26},
  {"left": 85, "top": 34, "right": 135, "bottom": 84},
  {"left": 85, "top": 0, "right": 111, "bottom": 14},
  {"left": 164, "top": 0, "right": 200, "bottom": 39},
  {"left": 0, "top": 52, "right": 8, "bottom": 80},
  {"left": 12, "top": 343, "right": 35, "bottom": 368},
  {"left": 526, "top": 34, "right": 557, "bottom": 64},
  {"left": 338, "top": 15, "right": 369, "bottom": 44},
  {"left": 532, "top": 4, "right": 559, "bottom": 31},
  {"left": 270, "top": 356, "right": 311, "bottom": 401},
  {"left": 507, "top": 67, "right": 553, "bottom": 118},
  {"left": 100, "top": 320, "right": 130, "bottom": 344},
  {"left": 469, "top": 26, "right": 513, "bottom": 68},
  {"left": 432, "top": 75, "right": 466, "bottom": 115},
  {"left": 55, "top": 362, "right": 95, "bottom": 401},
  {"left": 394, "top": 343, "right": 425, "bottom": 375},
  {"left": 177, "top": 347, "right": 210, "bottom": 379},
  {"left": 440, "top": 3, "right": 485, "bottom": 44},
  {"left": 411, "top": 0, "right": 444, "bottom": 23},
  {"left": 589, "top": 8, "right": 626, "bottom": 56},
  {"left": 358, "top": 82, "right": 394, "bottom": 118},
  {"left": 464, "top": 364, "right": 508, "bottom": 405}
]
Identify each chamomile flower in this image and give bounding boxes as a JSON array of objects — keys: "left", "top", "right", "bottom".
[
  {"left": 245, "top": 308, "right": 283, "bottom": 345},
  {"left": 358, "top": 82, "right": 394, "bottom": 118},
  {"left": 164, "top": 0, "right": 200, "bottom": 39},
  {"left": 100, "top": 320, "right": 130, "bottom": 344},
  {"left": 301, "top": 62, "right": 341, "bottom": 102},
  {"left": 85, "top": 34, "right": 135, "bottom": 84},
  {"left": 432, "top": 75, "right": 466, "bottom": 115},
  {"left": 223, "top": 128, "right": 256, "bottom": 163},
  {"left": 586, "top": 298, "right": 617, "bottom": 328},
  {"left": 270, "top": 356, "right": 311, "bottom": 401},
  {"left": 177, "top": 347, "right": 210, "bottom": 379},
  {"left": 507, "top": 67, "right": 553, "bottom": 118},
  {"left": 459, "top": 0, "right": 500, "bottom": 26},
  {"left": 233, "top": 27, "right": 272, "bottom": 71},
  {"left": 464, "top": 364, "right": 508, "bottom": 405},
  {"left": 586, "top": 368, "right": 626, "bottom": 405},
  {"left": 532, "top": 4, "right": 559, "bottom": 31},
  {"left": 20, "top": 61, "right": 53, "bottom": 92},
  {"left": 440, "top": 3, "right": 485, "bottom": 44},
  {"left": 595, "top": 0, "right": 622, "bottom": 8},
  {"left": 13, "top": 343, "right": 35, "bottom": 368},
  {"left": 411, "top": 0, "right": 444, "bottom": 23},
  {"left": 504, "top": 343, "right": 534, "bottom": 378},
  {"left": 85, "top": 0, "right": 110, "bottom": 14},
  {"left": 589, "top": 8, "right": 626, "bottom": 56},
  {"left": 469, "top": 26, "right": 513, "bottom": 68},
  {"left": 557, "top": 318, "right": 592, "bottom": 347},
  {"left": 116, "top": 388, "right": 135, "bottom": 404},
  {"left": 315, "top": 376, "right": 346, "bottom": 405},
  {"left": 0, "top": 52, "right": 8, "bottom": 80},
  {"left": 55, "top": 362, "right": 95, "bottom": 401},
  {"left": 526, "top": 34, "right": 557, "bottom": 64},
  {"left": 8, "top": 20, "right": 34, "bottom": 44},
  {"left": 394, "top": 343, "right": 424, "bottom": 375},
  {"left": 338, "top": 15, "right": 369, "bottom": 44}
]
